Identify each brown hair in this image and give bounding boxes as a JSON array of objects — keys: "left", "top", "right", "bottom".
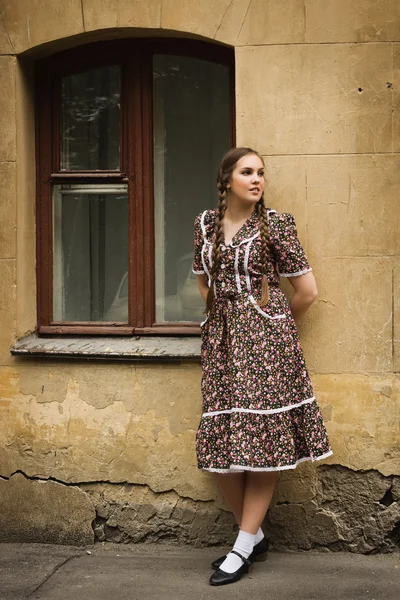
[{"left": 205, "top": 147, "right": 271, "bottom": 312}]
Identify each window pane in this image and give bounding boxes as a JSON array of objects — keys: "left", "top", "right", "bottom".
[
  {"left": 153, "top": 55, "right": 230, "bottom": 322},
  {"left": 61, "top": 66, "right": 121, "bottom": 170},
  {"left": 53, "top": 184, "right": 128, "bottom": 322}
]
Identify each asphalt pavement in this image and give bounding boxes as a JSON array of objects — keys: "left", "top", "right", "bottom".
[{"left": 1, "top": 542, "right": 399, "bottom": 600}]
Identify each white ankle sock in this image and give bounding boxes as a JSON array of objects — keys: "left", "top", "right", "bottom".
[
  {"left": 254, "top": 527, "right": 264, "bottom": 545},
  {"left": 219, "top": 530, "right": 256, "bottom": 574}
]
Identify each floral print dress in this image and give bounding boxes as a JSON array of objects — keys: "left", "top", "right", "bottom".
[{"left": 192, "top": 207, "right": 332, "bottom": 473}]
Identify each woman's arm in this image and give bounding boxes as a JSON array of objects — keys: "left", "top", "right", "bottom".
[
  {"left": 288, "top": 271, "right": 318, "bottom": 324},
  {"left": 196, "top": 274, "right": 209, "bottom": 304}
]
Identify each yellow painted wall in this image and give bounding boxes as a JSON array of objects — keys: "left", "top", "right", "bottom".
[{"left": 0, "top": 0, "right": 399, "bottom": 549}]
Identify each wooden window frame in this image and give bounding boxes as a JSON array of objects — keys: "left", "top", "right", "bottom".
[{"left": 35, "top": 38, "right": 235, "bottom": 336}]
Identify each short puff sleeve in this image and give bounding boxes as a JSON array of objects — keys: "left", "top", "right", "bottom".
[
  {"left": 192, "top": 212, "right": 205, "bottom": 274},
  {"left": 271, "top": 213, "right": 312, "bottom": 277}
]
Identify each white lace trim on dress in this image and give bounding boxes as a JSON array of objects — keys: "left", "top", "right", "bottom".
[
  {"left": 192, "top": 269, "right": 205, "bottom": 275},
  {"left": 280, "top": 267, "right": 312, "bottom": 277},
  {"left": 249, "top": 295, "right": 286, "bottom": 320},
  {"left": 200, "top": 450, "right": 333, "bottom": 473},
  {"left": 200, "top": 315, "right": 209, "bottom": 327},
  {"left": 229, "top": 231, "right": 260, "bottom": 248},
  {"left": 244, "top": 239, "right": 252, "bottom": 293},
  {"left": 200, "top": 210, "right": 208, "bottom": 237},
  {"left": 201, "top": 243, "right": 211, "bottom": 286},
  {"left": 234, "top": 247, "right": 242, "bottom": 293},
  {"left": 209, "top": 244, "right": 215, "bottom": 294},
  {"left": 202, "top": 396, "right": 316, "bottom": 418}
]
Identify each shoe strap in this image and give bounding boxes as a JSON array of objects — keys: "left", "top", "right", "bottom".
[{"left": 230, "top": 550, "right": 252, "bottom": 566}]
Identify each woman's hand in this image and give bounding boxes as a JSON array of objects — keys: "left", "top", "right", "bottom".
[{"left": 288, "top": 271, "right": 318, "bottom": 324}]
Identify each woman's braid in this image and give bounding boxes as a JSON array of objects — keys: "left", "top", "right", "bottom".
[{"left": 205, "top": 181, "right": 228, "bottom": 312}]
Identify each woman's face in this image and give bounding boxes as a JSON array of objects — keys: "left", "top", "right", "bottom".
[{"left": 227, "top": 154, "right": 265, "bottom": 205}]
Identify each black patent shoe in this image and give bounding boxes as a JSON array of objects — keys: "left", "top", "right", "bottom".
[
  {"left": 211, "top": 537, "right": 269, "bottom": 570},
  {"left": 209, "top": 550, "right": 252, "bottom": 586}
]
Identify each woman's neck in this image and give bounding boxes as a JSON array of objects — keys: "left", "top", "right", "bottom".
[{"left": 225, "top": 199, "right": 256, "bottom": 223}]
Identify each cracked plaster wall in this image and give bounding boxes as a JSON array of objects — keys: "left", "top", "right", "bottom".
[{"left": 0, "top": 0, "right": 399, "bottom": 550}]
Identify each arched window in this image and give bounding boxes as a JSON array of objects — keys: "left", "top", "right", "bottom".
[{"left": 36, "top": 39, "right": 234, "bottom": 335}]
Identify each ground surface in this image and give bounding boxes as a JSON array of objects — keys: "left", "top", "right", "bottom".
[{"left": 0, "top": 543, "right": 399, "bottom": 600}]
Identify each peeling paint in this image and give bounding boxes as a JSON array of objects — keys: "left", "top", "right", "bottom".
[{"left": 2, "top": 467, "right": 397, "bottom": 552}]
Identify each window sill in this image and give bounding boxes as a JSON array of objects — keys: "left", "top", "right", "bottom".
[{"left": 10, "top": 334, "right": 201, "bottom": 362}]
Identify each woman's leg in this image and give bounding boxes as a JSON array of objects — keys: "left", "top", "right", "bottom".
[
  {"left": 210, "top": 471, "right": 278, "bottom": 584},
  {"left": 240, "top": 471, "right": 278, "bottom": 534},
  {"left": 213, "top": 472, "right": 246, "bottom": 525},
  {"left": 213, "top": 471, "right": 277, "bottom": 533}
]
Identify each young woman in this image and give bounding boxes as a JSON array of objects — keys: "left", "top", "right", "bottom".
[{"left": 192, "top": 147, "right": 332, "bottom": 586}]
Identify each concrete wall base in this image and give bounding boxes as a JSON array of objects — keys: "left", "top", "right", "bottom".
[{"left": 1, "top": 466, "right": 398, "bottom": 553}]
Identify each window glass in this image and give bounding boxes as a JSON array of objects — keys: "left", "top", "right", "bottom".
[
  {"left": 153, "top": 55, "right": 230, "bottom": 322},
  {"left": 61, "top": 66, "right": 121, "bottom": 171},
  {"left": 52, "top": 184, "right": 128, "bottom": 321}
]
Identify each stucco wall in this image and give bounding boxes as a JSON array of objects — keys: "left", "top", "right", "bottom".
[{"left": 0, "top": 0, "right": 399, "bottom": 552}]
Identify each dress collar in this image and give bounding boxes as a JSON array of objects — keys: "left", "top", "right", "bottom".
[
  {"left": 203, "top": 207, "right": 275, "bottom": 247},
  {"left": 227, "top": 209, "right": 260, "bottom": 248}
]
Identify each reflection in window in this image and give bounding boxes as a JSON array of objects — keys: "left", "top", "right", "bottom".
[
  {"left": 61, "top": 66, "right": 121, "bottom": 171},
  {"left": 53, "top": 184, "right": 128, "bottom": 321},
  {"left": 153, "top": 55, "right": 230, "bottom": 322}
]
